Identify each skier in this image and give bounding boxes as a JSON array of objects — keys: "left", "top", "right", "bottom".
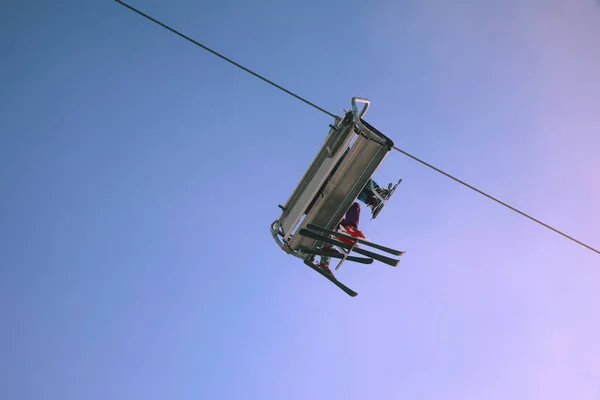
[
  {"left": 308, "top": 148, "right": 395, "bottom": 277},
  {"left": 315, "top": 151, "right": 395, "bottom": 275}
]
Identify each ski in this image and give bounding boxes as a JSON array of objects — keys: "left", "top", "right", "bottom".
[
  {"left": 306, "top": 223, "right": 405, "bottom": 256},
  {"left": 298, "top": 228, "right": 400, "bottom": 267},
  {"left": 302, "top": 260, "right": 358, "bottom": 297},
  {"left": 300, "top": 247, "right": 374, "bottom": 264}
]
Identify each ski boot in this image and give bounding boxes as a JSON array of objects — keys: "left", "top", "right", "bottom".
[
  {"left": 370, "top": 180, "right": 402, "bottom": 219},
  {"left": 336, "top": 224, "right": 367, "bottom": 246}
]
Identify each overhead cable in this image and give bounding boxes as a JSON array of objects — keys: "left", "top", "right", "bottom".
[{"left": 114, "top": 0, "right": 340, "bottom": 120}]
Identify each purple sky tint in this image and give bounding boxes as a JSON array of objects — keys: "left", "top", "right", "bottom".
[{"left": 1, "top": 0, "right": 599, "bottom": 399}]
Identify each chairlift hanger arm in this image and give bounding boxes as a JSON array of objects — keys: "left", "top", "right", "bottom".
[{"left": 352, "top": 97, "right": 370, "bottom": 119}]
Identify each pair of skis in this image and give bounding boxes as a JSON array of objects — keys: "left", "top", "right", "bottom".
[{"left": 298, "top": 223, "right": 405, "bottom": 297}]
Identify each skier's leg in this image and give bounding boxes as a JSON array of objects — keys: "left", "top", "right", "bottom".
[
  {"left": 338, "top": 202, "right": 366, "bottom": 244},
  {"left": 358, "top": 179, "right": 374, "bottom": 203},
  {"left": 341, "top": 202, "right": 360, "bottom": 228},
  {"left": 358, "top": 179, "right": 382, "bottom": 205}
]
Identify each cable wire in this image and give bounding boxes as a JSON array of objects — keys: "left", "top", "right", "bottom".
[
  {"left": 114, "top": 0, "right": 339, "bottom": 120},
  {"left": 115, "top": 0, "right": 599, "bottom": 256},
  {"left": 392, "top": 146, "right": 599, "bottom": 255}
]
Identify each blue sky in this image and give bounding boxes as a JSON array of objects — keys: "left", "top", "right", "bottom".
[{"left": 2, "top": 0, "right": 600, "bottom": 399}]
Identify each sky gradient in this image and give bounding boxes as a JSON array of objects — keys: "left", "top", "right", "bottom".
[{"left": 2, "top": 0, "right": 600, "bottom": 399}]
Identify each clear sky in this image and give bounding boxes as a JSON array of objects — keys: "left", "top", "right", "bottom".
[{"left": 2, "top": 0, "right": 600, "bottom": 399}]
